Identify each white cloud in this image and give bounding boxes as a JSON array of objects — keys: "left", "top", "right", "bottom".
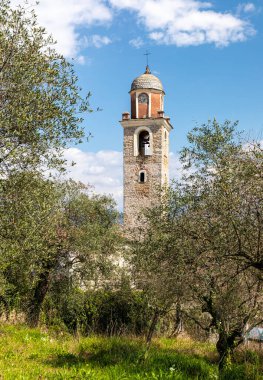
[
  {"left": 75, "top": 55, "right": 86, "bottom": 65},
  {"left": 11, "top": 0, "right": 112, "bottom": 57},
  {"left": 11, "top": 0, "right": 256, "bottom": 58},
  {"left": 129, "top": 37, "right": 144, "bottom": 49},
  {"left": 110, "top": 0, "right": 256, "bottom": 47},
  {"left": 237, "top": 3, "right": 256, "bottom": 13},
  {"left": 62, "top": 148, "right": 123, "bottom": 208},
  {"left": 83, "top": 35, "right": 112, "bottom": 48}
]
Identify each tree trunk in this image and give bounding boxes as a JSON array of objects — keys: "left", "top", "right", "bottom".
[
  {"left": 216, "top": 331, "right": 236, "bottom": 373},
  {"left": 146, "top": 309, "right": 159, "bottom": 348},
  {"left": 26, "top": 268, "right": 51, "bottom": 327},
  {"left": 216, "top": 327, "right": 245, "bottom": 373},
  {"left": 169, "top": 303, "right": 183, "bottom": 338}
]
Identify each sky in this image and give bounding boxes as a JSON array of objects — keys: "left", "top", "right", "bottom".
[{"left": 12, "top": 0, "right": 263, "bottom": 208}]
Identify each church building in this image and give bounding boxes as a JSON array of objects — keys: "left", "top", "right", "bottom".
[{"left": 120, "top": 66, "right": 173, "bottom": 228}]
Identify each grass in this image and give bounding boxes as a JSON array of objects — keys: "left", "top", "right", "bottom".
[{"left": 0, "top": 325, "right": 261, "bottom": 379}]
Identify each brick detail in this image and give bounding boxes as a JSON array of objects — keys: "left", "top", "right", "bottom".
[
  {"left": 138, "top": 103, "right": 148, "bottom": 118},
  {"left": 151, "top": 93, "right": 161, "bottom": 118}
]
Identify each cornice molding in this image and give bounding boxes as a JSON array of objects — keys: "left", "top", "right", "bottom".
[{"left": 120, "top": 117, "right": 173, "bottom": 131}]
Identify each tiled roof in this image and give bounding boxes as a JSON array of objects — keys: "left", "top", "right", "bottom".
[{"left": 131, "top": 70, "right": 164, "bottom": 92}]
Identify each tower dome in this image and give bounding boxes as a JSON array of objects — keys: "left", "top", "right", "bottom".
[{"left": 130, "top": 66, "right": 164, "bottom": 93}]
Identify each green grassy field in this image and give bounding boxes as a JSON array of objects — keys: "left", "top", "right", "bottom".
[{"left": 0, "top": 325, "right": 261, "bottom": 379}]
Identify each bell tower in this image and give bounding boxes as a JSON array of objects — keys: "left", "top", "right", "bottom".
[{"left": 120, "top": 66, "right": 173, "bottom": 229}]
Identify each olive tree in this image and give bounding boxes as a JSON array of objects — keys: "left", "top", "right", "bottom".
[
  {"left": 132, "top": 120, "right": 263, "bottom": 371},
  {"left": 178, "top": 184, "right": 263, "bottom": 371},
  {"left": 0, "top": 0, "right": 91, "bottom": 175},
  {"left": 0, "top": 174, "right": 119, "bottom": 326},
  {"left": 179, "top": 121, "right": 262, "bottom": 369}
]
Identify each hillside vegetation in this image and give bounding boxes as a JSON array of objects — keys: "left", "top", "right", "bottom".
[{"left": 0, "top": 325, "right": 262, "bottom": 380}]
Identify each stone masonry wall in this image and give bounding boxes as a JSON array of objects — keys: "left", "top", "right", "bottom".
[{"left": 123, "top": 123, "right": 169, "bottom": 228}]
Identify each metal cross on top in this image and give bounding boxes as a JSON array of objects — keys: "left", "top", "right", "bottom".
[{"left": 144, "top": 51, "right": 151, "bottom": 67}]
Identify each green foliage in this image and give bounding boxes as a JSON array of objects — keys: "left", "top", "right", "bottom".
[
  {"left": 0, "top": 0, "right": 91, "bottom": 175},
  {"left": 0, "top": 172, "right": 62, "bottom": 313},
  {"left": 244, "top": 350, "right": 260, "bottom": 365},
  {"left": 0, "top": 0, "right": 102, "bottom": 327},
  {"left": 89, "top": 289, "right": 151, "bottom": 335},
  {"left": 131, "top": 119, "right": 263, "bottom": 371},
  {"left": 180, "top": 119, "right": 241, "bottom": 173},
  {"left": 0, "top": 326, "right": 261, "bottom": 379},
  {"left": 43, "top": 288, "right": 152, "bottom": 336},
  {"left": 0, "top": 174, "right": 119, "bottom": 326},
  {"left": 220, "top": 364, "right": 262, "bottom": 380}
]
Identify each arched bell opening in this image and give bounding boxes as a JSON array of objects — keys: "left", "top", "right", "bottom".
[
  {"left": 139, "top": 131, "right": 151, "bottom": 156},
  {"left": 134, "top": 126, "right": 153, "bottom": 156}
]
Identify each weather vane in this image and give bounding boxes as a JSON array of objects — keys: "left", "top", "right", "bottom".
[{"left": 144, "top": 50, "right": 151, "bottom": 67}]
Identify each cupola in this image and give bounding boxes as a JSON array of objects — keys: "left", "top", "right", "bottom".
[{"left": 130, "top": 66, "right": 165, "bottom": 119}]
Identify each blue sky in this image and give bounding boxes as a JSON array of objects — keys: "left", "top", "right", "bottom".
[
  {"left": 75, "top": 0, "right": 263, "bottom": 153},
  {"left": 13, "top": 0, "right": 263, "bottom": 207}
]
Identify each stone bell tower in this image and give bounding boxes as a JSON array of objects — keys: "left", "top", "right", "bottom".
[{"left": 120, "top": 66, "right": 173, "bottom": 228}]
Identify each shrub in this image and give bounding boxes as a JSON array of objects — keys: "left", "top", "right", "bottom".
[{"left": 42, "top": 288, "right": 152, "bottom": 336}]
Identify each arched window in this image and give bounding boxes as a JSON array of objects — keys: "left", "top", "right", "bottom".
[
  {"left": 138, "top": 93, "right": 149, "bottom": 104},
  {"left": 139, "top": 170, "right": 147, "bottom": 183},
  {"left": 139, "top": 131, "right": 151, "bottom": 156},
  {"left": 134, "top": 126, "right": 153, "bottom": 156}
]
